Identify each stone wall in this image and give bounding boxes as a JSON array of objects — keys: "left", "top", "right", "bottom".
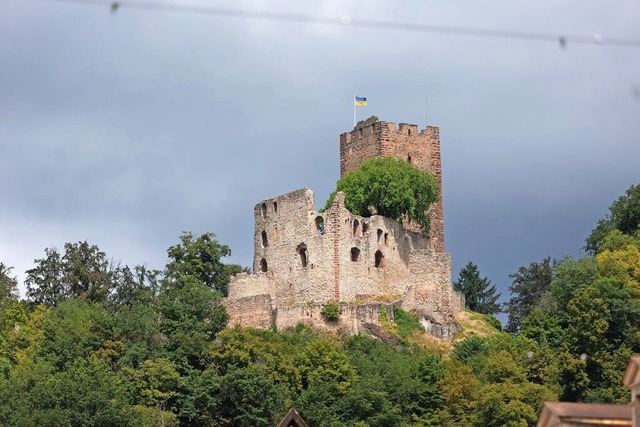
[{"left": 223, "top": 187, "right": 464, "bottom": 337}]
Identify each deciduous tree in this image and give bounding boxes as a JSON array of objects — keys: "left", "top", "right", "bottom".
[
  {"left": 504, "top": 258, "right": 555, "bottom": 333},
  {"left": 324, "top": 157, "right": 439, "bottom": 233},
  {"left": 586, "top": 183, "right": 640, "bottom": 254}
]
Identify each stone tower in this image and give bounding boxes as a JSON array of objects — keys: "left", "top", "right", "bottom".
[{"left": 339, "top": 117, "right": 445, "bottom": 252}]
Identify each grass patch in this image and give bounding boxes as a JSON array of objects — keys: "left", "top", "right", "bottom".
[{"left": 394, "top": 307, "right": 424, "bottom": 338}]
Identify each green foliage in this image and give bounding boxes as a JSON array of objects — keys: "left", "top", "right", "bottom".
[
  {"left": 158, "top": 279, "right": 228, "bottom": 371},
  {"left": 321, "top": 302, "right": 340, "bottom": 321},
  {"left": 324, "top": 157, "right": 439, "bottom": 233},
  {"left": 0, "top": 263, "right": 19, "bottom": 308},
  {"left": 393, "top": 307, "right": 425, "bottom": 337},
  {"left": 454, "top": 262, "right": 501, "bottom": 315},
  {"left": 165, "top": 231, "right": 248, "bottom": 296},
  {"left": 504, "top": 257, "right": 555, "bottom": 333},
  {"left": 25, "top": 242, "right": 114, "bottom": 306},
  {"left": 586, "top": 183, "right": 640, "bottom": 254}
]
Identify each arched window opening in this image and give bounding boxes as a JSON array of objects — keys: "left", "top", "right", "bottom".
[
  {"left": 362, "top": 222, "right": 369, "bottom": 234},
  {"left": 261, "top": 230, "right": 268, "bottom": 248},
  {"left": 261, "top": 203, "right": 267, "bottom": 219},
  {"left": 353, "top": 219, "right": 361, "bottom": 237},
  {"left": 297, "top": 243, "right": 308, "bottom": 268},
  {"left": 377, "top": 229, "right": 383, "bottom": 243},
  {"left": 375, "top": 250, "right": 385, "bottom": 268},
  {"left": 351, "top": 247, "right": 361, "bottom": 262},
  {"left": 260, "top": 258, "right": 268, "bottom": 272},
  {"left": 315, "top": 216, "right": 325, "bottom": 236}
]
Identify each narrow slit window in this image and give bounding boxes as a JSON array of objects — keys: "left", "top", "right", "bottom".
[
  {"left": 298, "top": 243, "right": 308, "bottom": 268},
  {"left": 351, "top": 247, "right": 361, "bottom": 262},
  {"left": 273, "top": 201, "right": 278, "bottom": 213},
  {"left": 261, "top": 230, "right": 268, "bottom": 248},
  {"left": 315, "top": 216, "right": 325, "bottom": 236},
  {"left": 353, "top": 219, "right": 361, "bottom": 237},
  {"left": 375, "top": 250, "right": 385, "bottom": 268},
  {"left": 260, "top": 258, "right": 268, "bottom": 272},
  {"left": 261, "top": 203, "right": 267, "bottom": 219},
  {"left": 377, "top": 229, "right": 383, "bottom": 243}
]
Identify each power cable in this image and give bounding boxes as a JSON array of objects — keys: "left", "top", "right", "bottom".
[{"left": 34, "top": 0, "right": 640, "bottom": 48}]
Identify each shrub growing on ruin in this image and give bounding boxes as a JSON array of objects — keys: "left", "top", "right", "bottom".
[
  {"left": 324, "top": 157, "right": 439, "bottom": 233},
  {"left": 321, "top": 303, "right": 340, "bottom": 321}
]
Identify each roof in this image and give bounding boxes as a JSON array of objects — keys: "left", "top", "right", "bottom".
[
  {"left": 537, "top": 402, "right": 631, "bottom": 426},
  {"left": 276, "top": 408, "right": 309, "bottom": 427}
]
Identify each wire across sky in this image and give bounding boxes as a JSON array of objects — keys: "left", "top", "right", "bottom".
[{"left": 36, "top": 0, "right": 640, "bottom": 48}]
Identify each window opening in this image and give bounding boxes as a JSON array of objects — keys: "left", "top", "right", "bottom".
[
  {"left": 315, "top": 216, "right": 325, "bottom": 236},
  {"left": 375, "top": 250, "right": 385, "bottom": 268},
  {"left": 297, "top": 243, "right": 308, "bottom": 268},
  {"left": 384, "top": 232, "right": 389, "bottom": 246},
  {"left": 261, "top": 203, "right": 267, "bottom": 219},
  {"left": 362, "top": 222, "right": 369, "bottom": 234},
  {"left": 408, "top": 154, "right": 412, "bottom": 164},
  {"left": 261, "top": 230, "right": 268, "bottom": 248},
  {"left": 353, "top": 219, "right": 361, "bottom": 237},
  {"left": 377, "top": 229, "right": 383, "bottom": 243},
  {"left": 260, "top": 258, "right": 268, "bottom": 272},
  {"left": 351, "top": 247, "right": 361, "bottom": 262},
  {"left": 273, "top": 201, "right": 278, "bottom": 213}
]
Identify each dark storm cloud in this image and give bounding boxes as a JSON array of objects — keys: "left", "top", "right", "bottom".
[{"left": 1, "top": 0, "right": 639, "bottom": 306}]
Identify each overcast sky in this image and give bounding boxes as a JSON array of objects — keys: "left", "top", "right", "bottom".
[{"left": 1, "top": 0, "right": 639, "bottom": 311}]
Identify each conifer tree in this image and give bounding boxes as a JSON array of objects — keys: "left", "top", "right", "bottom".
[{"left": 453, "top": 262, "right": 501, "bottom": 315}]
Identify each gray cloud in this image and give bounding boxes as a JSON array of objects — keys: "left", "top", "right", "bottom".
[{"left": 1, "top": 0, "right": 639, "bottom": 313}]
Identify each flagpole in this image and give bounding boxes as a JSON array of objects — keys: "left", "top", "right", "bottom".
[{"left": 353, "top": 93, "right": 356, "bottom": 127}]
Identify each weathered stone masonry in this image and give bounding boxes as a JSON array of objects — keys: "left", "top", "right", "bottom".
[{"left": 223, "top": 118, "right": 463, "bottom": 338}]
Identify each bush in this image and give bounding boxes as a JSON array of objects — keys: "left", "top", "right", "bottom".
[{"left": 321, "top": 303, "right": 340, "bottom": 321}]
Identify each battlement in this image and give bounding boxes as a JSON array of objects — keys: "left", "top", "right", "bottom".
[{"left": 341, "top": 119, "right": 438, "bottom": 142}]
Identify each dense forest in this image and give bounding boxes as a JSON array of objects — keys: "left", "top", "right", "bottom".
[{"left": 1, "top": 184, "right": 639, "bottom": 427}]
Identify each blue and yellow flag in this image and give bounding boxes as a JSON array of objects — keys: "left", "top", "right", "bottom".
[{"left": 355, "top": 96, "right": 368, "bottom": 106}]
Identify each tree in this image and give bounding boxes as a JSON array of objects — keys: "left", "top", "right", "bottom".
[
  {"left": 165, "top": 232, "right": 248, "bottom": 296},
  {"left": 25, "top": 242, "right": 114, "bottom": 306},
  {"left": 586, "top": 184, "right": 640, "bottom": 254},
  {"left": 504, "top": 258, "right": 555, "bottom": 333},
  {"left": 324, "top": 157, "right": 439, "bottom": 233},
  {"left": 453, "top": 262, "right": 501, "bottom": 315},
  {"left": 0, "top": 263, "right": 19, "bottom": 308}
]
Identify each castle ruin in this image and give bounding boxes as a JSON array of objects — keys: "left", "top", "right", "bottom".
[{"left": 223, "top": 118, "right": 464, "bottom": 338}]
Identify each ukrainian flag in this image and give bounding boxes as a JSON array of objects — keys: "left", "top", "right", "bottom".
[{"left": 355, "top": 96, "right": 368, "bottom": 106}]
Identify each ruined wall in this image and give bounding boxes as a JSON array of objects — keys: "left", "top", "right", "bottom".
[
  {"left": 339, "top": 120, "right": 445, "bottom": 252},
  {"left": 224, "top": 187, "right": 463, "bottom": 332},
  {"left": 224, "top": 294, "right": 274, "bottom": 329},
  {"left": 253, "top": 189, "right": 334, "bottom": 307}
]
